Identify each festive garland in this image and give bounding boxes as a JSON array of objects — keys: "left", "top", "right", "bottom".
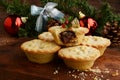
[{"left": 0, "top": 0, "right": 120, "bottom": 37}]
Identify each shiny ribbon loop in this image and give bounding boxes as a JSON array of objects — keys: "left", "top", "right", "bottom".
[{"left": 31, "top": 2, "right": 64, "bottom": 32}]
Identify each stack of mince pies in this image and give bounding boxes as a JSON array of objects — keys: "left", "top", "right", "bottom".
[{"left": 21, "top": 19, "right": 111, "bottom": 71}]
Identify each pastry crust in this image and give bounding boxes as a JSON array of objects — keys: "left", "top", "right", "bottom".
[
  {"left": 81, "top": 36, "right": 111, "bottom": 56},
  {"left": 49, "top": 26, "right": 89, "bottom": 46},
  {"left": 58, "top": 46, "right": 100, "bottom": 61},
  {"left": 38, "top": 32, "right": 54, "bottom": 42},
  {"left": 58, "top": 46, "right": 100, "bottom": 70},
  {"left": 21, "top": 39, "right": 61, "bottom": 64},
  {"left": 21, "top": 39, "right": 60, "bottom": 54},
  {"left": 81, "top": 36, "right": 111, "bottom": 48}
]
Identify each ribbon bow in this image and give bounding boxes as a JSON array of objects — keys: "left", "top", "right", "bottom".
[{"left": 31, "top": 2, "right": 64, "bottom": 32}]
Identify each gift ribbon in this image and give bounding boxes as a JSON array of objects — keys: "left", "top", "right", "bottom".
[{"left": 31, "top": 2, "right": 64, "bottom": 32}]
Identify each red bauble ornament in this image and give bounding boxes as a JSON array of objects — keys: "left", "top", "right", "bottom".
[
  {"left": 79, "top": 17, "right": 97, "bottom": 35},
  {"left": 4, "top": 15, "right": 24, "bottom": 35}
]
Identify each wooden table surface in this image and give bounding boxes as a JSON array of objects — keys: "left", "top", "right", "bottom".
[{"left": 0, "top": 38, "right": 120, "bottom": 80}]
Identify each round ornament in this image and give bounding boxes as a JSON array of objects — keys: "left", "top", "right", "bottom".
[
  {"left": 4, "top": 15, "right": 26, "bottom": 36},
  {"left": 79, "top": 12, "right": 97, "bottom": 35}
]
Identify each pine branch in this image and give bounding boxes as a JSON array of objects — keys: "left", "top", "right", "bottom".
[
  {"left": 95, "top": 1, "right": 120, "bottom": 35},
  {"left": 1, "top": 0, "right": 119, "bottom": 37},
  {"left": 0, "top": 0, "right": 8, "bottom": 9},
  {"left": 75, "top": 0, "right": 96, "bottom": 18},
  {"left": 41, "top": 0, "right": 96, "bottom": 18},
  {"left": 1, "top": 0, "right": 39, "bottom": 37}
]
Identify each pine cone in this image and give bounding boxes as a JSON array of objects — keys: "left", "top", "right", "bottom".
[{"left": 103, "top": 21, "right": 120, "bottom": 47}]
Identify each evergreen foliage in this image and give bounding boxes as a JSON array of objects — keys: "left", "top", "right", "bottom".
[
  {"left": 0, "top": 0, "right": 120, "bottom": 37},
  {"left": 0, "top": 0, "right": 39, "bottom": 37}
]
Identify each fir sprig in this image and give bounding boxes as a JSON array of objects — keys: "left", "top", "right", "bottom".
[
  {"left": 0, "top": 0, "right": 29, "bottom": 16},
  {"left": 0, "top": 0, "right": 39, "bottom": 37},
  {"left": 0, "top": 0, "right": 8, "bottom": 9},
  {"left": 95, "top": 2, "right": 120, "bottom": 35},
  {"left": 41, "top": 0, "right": 78, "bottom": 17},
  {"left": 41, "top": 0, "right": 96, "bottom": 18},
  {"left": 75, "top": 0, "right": 96, "bottom": 18},
  {"left": 0, "top": 0, "right": 120, "bottom": 37}
]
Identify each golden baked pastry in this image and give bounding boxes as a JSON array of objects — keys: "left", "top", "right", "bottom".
[
  {"left": 58, "top": 46, "right": 100, "bottom": 71},
  {"left": 38, "top": 32, "right": 54, "bottom": 42},
  {"left": 21, "top": 39, "right": 61, "bottom": 64},
  {"left": 81, "top": 36, "right": 111, "bottom": 56},
  {"left": 49, "top": 26, "right": 88, "bottom": 46}
]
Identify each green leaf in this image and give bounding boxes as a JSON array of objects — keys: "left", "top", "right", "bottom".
[
  {"left": 68, "top": 16, "right": 74, "bottom": 22},
  {"left": 60, "top": 18, "right": 66, "bottom": 23}
]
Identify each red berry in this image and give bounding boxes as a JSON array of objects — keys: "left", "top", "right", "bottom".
[
  {"left": 62, "top": 24, "right": 65, "bottom": 28},
  {"left": 65, "top": 20, "right": 69, "bottom": 24}
]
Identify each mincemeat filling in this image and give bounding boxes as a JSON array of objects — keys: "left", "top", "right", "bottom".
[{"left": 60, "top": 30, "right": 76, "bottom": 44}]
